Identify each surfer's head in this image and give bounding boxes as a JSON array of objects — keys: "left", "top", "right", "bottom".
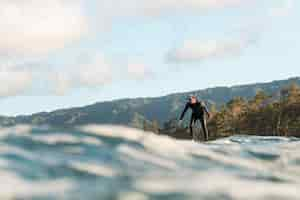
[{"left": 188, "top": 95, "right": 197, "bottom": 104}]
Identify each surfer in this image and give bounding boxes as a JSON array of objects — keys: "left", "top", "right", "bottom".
[{"left": 179, "top": 95, "right": 210, "bottom": 141}]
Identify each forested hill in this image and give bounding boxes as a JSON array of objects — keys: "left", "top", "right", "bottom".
[{"left": 1, "top": 77, "right": 300, "bottom": 127}]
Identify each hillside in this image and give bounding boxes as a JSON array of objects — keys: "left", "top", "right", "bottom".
[{"left": 1, "top": 77, "right": 300, "bottom": 127}]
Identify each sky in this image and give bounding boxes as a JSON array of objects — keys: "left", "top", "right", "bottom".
[{"left": 0, "top": 0, "right": 300, "bottom": 116}]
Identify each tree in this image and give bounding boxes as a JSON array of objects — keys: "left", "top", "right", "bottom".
[
  {"left": 227, "top": 97, "right": 246, "bottom": 117},
  {"left": 162, "top": 84, "right": 300, "bottom": 139},
  {"left": 163, "top": 118, "right": 178, "bottom": 130},
  {"left": 209, "top": 104, "right": 218, "bottom": 116},
  {"left": 249, "top": 90, "right": 269, "bottom": 110},
  {"left": 286, "top": 83, "right": 300, "bottom": 104},
  {"left": 130, "top": 112, "right": 145, "bottom": 129},
  {"left": 143, "top": 120, "right": 160, "bottom": 133}
]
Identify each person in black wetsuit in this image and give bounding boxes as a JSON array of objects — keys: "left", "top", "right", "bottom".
[{"left": 179, "top": 95, "right": 210, "bottom": 141}]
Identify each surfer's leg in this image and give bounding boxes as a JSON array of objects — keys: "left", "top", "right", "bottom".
[
  {"left": 189, "top": 116, "right": 195, "bottom": 137},
  {"left": 200, "top": 117, "right": 209, "bottom": 141},
  {"left": 195, "top": 118, "right": 201, "bottom": 141}
]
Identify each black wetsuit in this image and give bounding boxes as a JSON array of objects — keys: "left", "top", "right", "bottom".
[{"left": 180, "top": 101, "right": 210, "bottom": 140}]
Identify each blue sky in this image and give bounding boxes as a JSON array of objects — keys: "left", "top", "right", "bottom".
[{"left": 0, "top": 0, "right": 299, "bottom": 116}]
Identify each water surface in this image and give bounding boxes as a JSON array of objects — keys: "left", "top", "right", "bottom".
[{"left": 0, "top": 125, "right": 299, "bottom": 200}]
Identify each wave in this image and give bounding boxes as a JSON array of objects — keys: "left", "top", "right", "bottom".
[{"left": 0, "top": 125, "right": 300, "bottom": 199}]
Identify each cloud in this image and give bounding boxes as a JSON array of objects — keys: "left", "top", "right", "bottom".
[
  {"left": 50, "top": 55, "right": 151, "bottom": 95},
  {"left": 0, "top": 65, "right": 33, "bottom": 97},
  {"left": 96, "top": 0, "right": 247, "bottom": 19},
  {"left": 50, "top": 54, "right": 113, "bottom": 95},
  {"left": 0, "top": 0, "right": 258, "bottom": 98},
  {"left": 0, "top": 0, "right": 88, "bottom": 55},
  {"left": 127, "top": 62, "right": 152, "bottom": 80},
  {"left": 0, "top": 54, "right": 152, "bottom": 97},
  {"left": 166, "top": 34, "right": 258, "bottom": 63},
  {"left": 0, "top": 0, "right": 251, "bottom": 57},
  {"left": 0, "top": 0, "right": 247, "bottom": 55},
  {"left": 269, "top": 0, "right": 294, "bottom": 17}
]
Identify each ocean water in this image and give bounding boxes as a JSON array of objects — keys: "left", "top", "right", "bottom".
[{"left": 0, "top": 125, "right": 300, "bottom": 200}]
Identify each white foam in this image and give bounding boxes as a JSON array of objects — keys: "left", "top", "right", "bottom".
[
  {"left": 70, "top": 162, "right": 117, "bottom": 177},
  {"left": 141, "top": 133, "right": 189, "bottom": 160},
  {"left": 79, "top": 124, "right": 147, "bottom": 142},
  {"left": 0, "top": 170, "right": 74, "bottom": 199},
  {"left": 31, "top": 134, "right": 80, "bottom": 145},
  {"left": 81, "top": 136, "right": 103, "bottom": 146},
  {"left": 0, "top": 145, "right": 37, "bottom": 161},
  {"left": 135, "top": 171, "right": 300, "bottom": 199},
  {"left": 118, "top": 192, "right": 148, "bottom": 200},
  {"left": 0, "top": 125, "right": 32, "bottom": 138},
  {"left": 6, "top": 131, "right": 103, "bottom": 146}
]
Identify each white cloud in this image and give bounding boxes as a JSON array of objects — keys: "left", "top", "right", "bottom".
[
  {"left": 50, "top": 54, "right": 113, "bottom": 95},
  {"left": 0, "top": 0, "right": 247, "bottom": 56},
  {"left": 0, "top": 65, "right": 33, "bottom": 97},
  {"left": 0, "top": 54, "right": 152, "bottom": 97},
  {"left": 127, "top": 63, "right": 151, "bottom": 80},
  {"left": 75, "top": 55, "right": 113, "bottom": 87},
  {"left": 167, "top": 34, "right": 257, "bottom": 63},
  {"left": 96, "top": 0, "right": 247, "bottom": 19},
  {"left": 269, "top": 0, "right": 294, "bottom": 17},
  {"left": 0, "top": 0, "right": 88, "bottom": 55},
  {"left": 0, "top": 0, "right": 259, "bottom": 98},
  {"left": 50, "top": 54, "right": 152, "bottom": 95}
]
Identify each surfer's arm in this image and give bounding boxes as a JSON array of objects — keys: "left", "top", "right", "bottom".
[
  {"left": 201, "top": 102, "right": 210, "bottom": 118},
  {"left": 205, "top": 107, "right": 210, "bottom": 118},
  {"left": 180, "top": 103, "right": 189, "bottom": 120}
]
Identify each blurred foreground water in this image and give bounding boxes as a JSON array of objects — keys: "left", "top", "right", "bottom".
[{"left": 0, "top": 125, "right": 300, "bottom": 200}]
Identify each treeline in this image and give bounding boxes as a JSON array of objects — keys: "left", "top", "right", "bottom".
[
  {"left": 141, "top": 83, "right": 300, "bottom": 139},
  {"left": 208, "top": 83, "right": 300, "bottom": 138}
]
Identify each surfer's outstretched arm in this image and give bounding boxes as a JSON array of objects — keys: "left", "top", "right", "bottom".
[{"left": 180, "top": 103, "right": 189, "bottom": 120}]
